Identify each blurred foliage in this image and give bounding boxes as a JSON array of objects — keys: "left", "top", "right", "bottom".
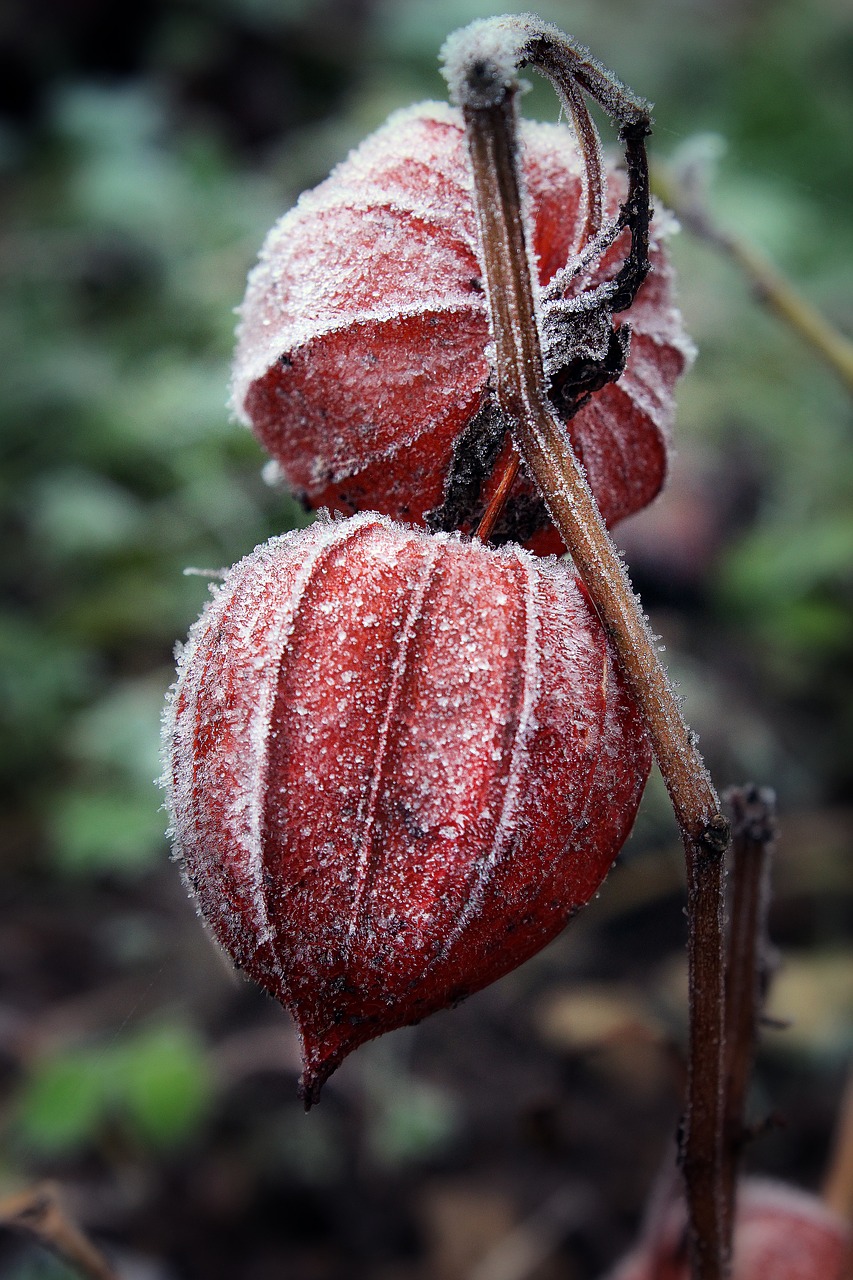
[
  {"left": 2, "top": 1261, "right": 78, "bottom": 1280},
  {"left": 13, "top": 1024, "right": 212, "bottom": 1154},
  {"left": 0, "top": 0, "right": 851, "bottom": 1272}
]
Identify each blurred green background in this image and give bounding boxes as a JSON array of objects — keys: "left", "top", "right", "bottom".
[{"left": 1, "top": 0, "right": 851, "bottom": 1276}]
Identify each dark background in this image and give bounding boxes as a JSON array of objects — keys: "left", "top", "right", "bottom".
[{"left": 1, "top": 0, "right": 851, "bottom": 1276}]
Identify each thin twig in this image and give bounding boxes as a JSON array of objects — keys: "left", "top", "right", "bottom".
[
  {"left": 720, "top": 785, "right": 777, "bottom": 1237},
  {"left": 443, "top": 19, "right": 730, "bottom": 1280},
  {"left": 475, "top": 449, "right": 520, "bottom": 542},
  {"left": 655, "top": 164, "right": 853, "bottom": 396},
  {"left": 557, "top": 75, "right": 605, "bottom": 252},
  {"left": 824, "top": 1068, "right": 853, "bottom": 1221},
  {"left": 0, "top": 1182, "right": 116, "bottom": 1280}
]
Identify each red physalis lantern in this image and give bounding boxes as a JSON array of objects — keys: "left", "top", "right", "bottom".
[
  {"left": 604, "top": 1181, "right": 852, "bottom": 1280},
  {"left": 164, "top": 515, "right": 651, "bottom": 1101},
  {"left": 231, "top": 104, "right": 693, "bottom": 552}
]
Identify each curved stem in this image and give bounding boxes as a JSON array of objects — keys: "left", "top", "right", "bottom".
[
  {"left": 444, "top": 19, "right": 731, "bottom": 1280},
  {"left": 519, "top": 27, "right": 652, "bottom": 314},
  {"left": 558, "top": 74, "right": 605, "bottom": 251},
  {"left": 655, "top": 164, "right": 853, "bottom": 396}
]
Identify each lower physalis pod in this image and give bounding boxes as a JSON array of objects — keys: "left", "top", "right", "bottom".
[
  {"left": 163, "top": 514, "right": 650, "bottom": 1104},
  {"left": 603, "top": 1180, "right": 852, "bottom": 1280}
]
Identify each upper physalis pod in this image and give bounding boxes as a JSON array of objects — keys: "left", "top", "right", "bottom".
[
  {"left": 230, "top": 103, "right": 694, "bottom": 554},
  {"left": 163, "top": 515, "right": 651, "bottom": 1103}
]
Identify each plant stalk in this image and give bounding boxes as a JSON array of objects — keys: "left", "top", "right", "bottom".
[
  {"left": 447, "top": 25, "right": 731, "bottom": 1280},
  {"left": 720, "top": 785, "right": 776, "bottom": 1239},
  {"left": 655, "top": 164, "right": 853, "bottom": 396}
]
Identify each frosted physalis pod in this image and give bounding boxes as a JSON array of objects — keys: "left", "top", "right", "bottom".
[
  {"left": 231, "top": 104, "right": 694, "bottom": 555},
  {"left": 163, "top": 514, "right": 651, "bottom": 1104},
  {"left": 603, "top": 1180, "right": 852, "bottom": 1280}
]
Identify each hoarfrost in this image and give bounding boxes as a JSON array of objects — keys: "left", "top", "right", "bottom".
[{"left": 165, "top": 512, "right": 653, "bottom": 1093}]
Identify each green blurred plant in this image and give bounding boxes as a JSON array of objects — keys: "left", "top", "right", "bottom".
[{"left": 13, "top": 1026, "right": 213, "bottom": 1155}]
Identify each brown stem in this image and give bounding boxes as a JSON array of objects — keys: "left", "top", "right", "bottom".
[
  {"left": 655, "top": 163, "right": 853, "bottom": 396},
  {"left": 824, "top": 1069, "right": 853, "bottom": 1221},
  {"left": 444, "top": 21, "right": 730, "bottom": 1280},
  {"left": 521, "top": 29, "right": 653, "bottom": 316},
  {"left": 475, "top": 448, "right": 520, "bottom": 543},
  {"left": 0, "top": 1182, "right": 116, "bottom": 1280},
  {"left": 558, "top": 75, "right": 605, "bottom": 251},
  {"left": 720, "top": 786, "right": 776, "bottom": 1237}
]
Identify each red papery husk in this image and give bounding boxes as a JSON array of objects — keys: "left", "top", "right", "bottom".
[
  {"left": 232, "top": 104, "right": 694, "bottom": 552},
  {"left": 164, "top": 515, "right": 651, "bottom": 1102}
]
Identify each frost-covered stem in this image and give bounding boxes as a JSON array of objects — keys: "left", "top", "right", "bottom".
[
  {"left": 558, "top": 75, "right": 605, "bottom": 251},
  {"left": 720, "top": 786, "right": 776, "bottom": 1242},
  {"left": 446, "top": 23, "right": 730, "bottom": 1280}
]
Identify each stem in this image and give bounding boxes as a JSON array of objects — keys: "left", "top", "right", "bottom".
[
  {"left": 0, "top": 1182, "right": 116, "bottom": 1280},
  {"left": 475, "top": 448, "right": 520, "bottom": 543},
  {"left": 655, "top": 165, "right": 853, "bottom": 396},
  {"left": 459, "top": 91, "right": 724, "bottom": 849},
  {"left": 444, "top": 21, "right": 730, "bottom": 1280},
  {"left": 824, "top": 1069, "right": 853, "bottom": 1220},
  {"left": 720, "top": 786, "right": 776, "bottom": 1237},
  {"left": 559, "top": 75, "right": 605, "bottom": 251}
]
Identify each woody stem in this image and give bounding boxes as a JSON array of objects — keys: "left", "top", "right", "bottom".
[
  {"left": 720, "top": 786, "right": 776, "bottom": 1238},
  {"left": 449, "top": 31, "right": 731, "bottom": 1280}
]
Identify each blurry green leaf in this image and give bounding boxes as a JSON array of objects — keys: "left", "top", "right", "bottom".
[
  {"left": 30, "top": 469, "right": 144, "bottom": 560},
  {"left": 105, "top": 356, "right": 234, "bottom": 450},
  {"left": 57, "top": 566, "right": 210, "bottom": 647},
  {"left": 48, "top": 785, "right": 166, "bottom": 876},
  {"left": 721, "top": 515, "right": 853, "bottom": 603},
  {"left": 14, "top": 1026, "right": 212, "bottom": 1157},
  {"left": 65, "top": 675, "right": 168, "bottom": 788},
  {"left": 717, "top": 515, "right": 853, "bottom": 670},
  {"left": 117, "top": 1026, "right": 212, "bottom": 1147},
  {"left": 15, "top": 1053, "right": 107, "bottom": 1153},
  {"left": 0, "top": 615, "right": 95, "bottom": 786},
  {"left": 369, "top": 1081, "right": 456, "bottom": 1166}
]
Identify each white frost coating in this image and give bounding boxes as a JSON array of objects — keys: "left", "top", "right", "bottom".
[
  {"left": 429, "top": 542, "right": 540, "bottom": 962},
  {"left": 241, "top": 516, "right": 370, "bottom": 949},
  {"left": 230, "top": 99, "right": 489, "bottom": 409},
  {"left": 261, "top": 458, "right": 287, "bottom": 489},
  {"left": 163, "top": 512, "right": 382, "bottom": 966},
  {"left": 162, "top": 563, "right": 241, "bottom": 833},
  {"left": 346, "top": 535, "right": 441, "bottom": 942},
  {"left": 440, "top": 15, "right": 534, "bottom": 108},
  {"left": 232, "top": 299, "right": 483, "bottom": 423}
]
